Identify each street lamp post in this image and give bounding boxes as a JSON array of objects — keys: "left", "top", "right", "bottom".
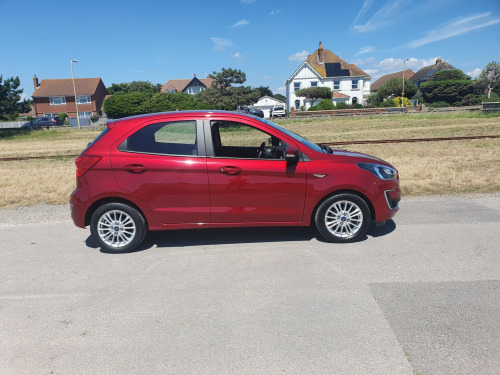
[
  {"left": 402, "top": 58, "right": 410, "bottom": 108},
  {"left": 71, "top": 59, "right": 81, "bottom": 129}
]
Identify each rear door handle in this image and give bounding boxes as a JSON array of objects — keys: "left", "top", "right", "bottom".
[
  {"left": 124, "top": 164, "right": 148, "bottom": 173},
  {"left": 219, "top": 166, "right": 242, "bottom": 175}
]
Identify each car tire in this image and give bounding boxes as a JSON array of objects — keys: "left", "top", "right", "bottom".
[
  {"left": 90, "top": 202, "right": 147, "bottom": 253},
  {"left": 314, "top": 193, "right": 370, "bottom": 243}
]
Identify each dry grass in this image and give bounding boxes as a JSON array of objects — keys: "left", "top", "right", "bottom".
[
  {"left": 0, "top": 158, "right": 76, "bottom": 207},
  {"left": 0, "top": 114, "right": 499, "bottom": 208}
]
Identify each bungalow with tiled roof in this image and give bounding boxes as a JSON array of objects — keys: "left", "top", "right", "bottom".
[
  {"left": 411, "top": 58, "right": 465, "bottom": 88},
  {"left": 285, "top": 42, "right": 371, "bottom": 110},
  {"left": 31, "top": 75, "right": 108, "bottom": 119},
  {"left": 371, "top": 70, "right": 415, "bottom": 92},
  {"left": 161, "top": 75, "right": 214, "bottom": 95}
]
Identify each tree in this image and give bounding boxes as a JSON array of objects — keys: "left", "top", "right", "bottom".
[
  {"left": 478, "top": 61, "right": 500, "bottom": 99},
  {"left": 273, "top": 94, "right": 286, "bottom": 102},
  {"left": 377, "top": 77, "right": 417, "bottom": 102},
  {"left": 295, "top": 87, "right": 332, "bottom": 106},
  {"left": 0, "top": 76, "right": 31, "bottom": 120},
  {"left": 433, "top": 69, "right": 467, "bottom": 81},
  {"left": 107, "top": 81, "right": 160, "bottom": 95},
  {"left": 253, "top": 86, "right": 273, "bottom": 98},
  {"left": 196, "top": 68, "right": 256, "bottom": 110},
  {"left": 208, "top": 67, "right": 246, "bottom": 90}
]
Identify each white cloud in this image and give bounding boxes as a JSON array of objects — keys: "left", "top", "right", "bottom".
[
  {"left": 263, "top": 75, "right": 272, "bottom": 80},
  {"left": 211, "top": 37, "right": 234, "bottom": 51},
  {"left": 351, "top": 0, "right": 411, "bottom": 33},
  {"left": 407, "top": 12, "right": 500, "bottom": 48},
  {"left": 269, "top": 10, "right": 281, "bottom": 16},
  {"left": 241, "top": 0, "right": 256, "bottom": 4},
  {"left": 364, "top": 69, "right": 379, "bottom": 75},
  {"left": 466, "top": 68, "right": 482, "bottom": 79},
  {"left": 288, "top": 50, "right": 310, "bottom": 62},
  {"left": 373, "top": 57, "right": 437, "bottom": 72},
  {"left": 232, "top": 19, "right": 250, "bottom": 27},
  {"left": 232, "top": 52, "right": 244, "bottom": 61},
  {"left": 354, "top": 46, "right": 376, "bottom": 56},
  {"left": 276, "top": 86, "right": 286, "bottom": 93}
]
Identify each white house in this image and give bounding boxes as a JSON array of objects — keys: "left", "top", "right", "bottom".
[
  {"left": 251, "top": 95, "right": 286, "bottom": 118},
  {"left": 285, "top": 42, "right": 371, "bottom": 111}
]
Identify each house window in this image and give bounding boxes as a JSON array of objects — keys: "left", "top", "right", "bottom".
[
  {"left": 50, "top": 96, "right": 66, "bottom": 105},
  {"left": 294, "top": 100, "right": 300, "bottom": 109},
  {"left": 333, "top": 81, "right": 340, "bottom": 90},
  {"left": 294, "top": 82, "right": 301, "bottom": 92},
  {"left": 311, "top": 81, "right": 318, "bottom": 87},
  {"left": 352, "top": 80, "right": 359, "bottom": 89},
  {"left": 44, "top": 113, "right": 59, "bottom": 117},
  {"left": 78, "top": 112, "right": 92, "bottom": 119},
  {"left": 167, "top": 89, "right": 176, "bottom": 93},
  {"left": 77, "top": 95, "right": 91, "bottom": 104}
]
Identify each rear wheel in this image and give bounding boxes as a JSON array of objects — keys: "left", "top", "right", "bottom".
[
  {"left": 315, "top": 194, "right": 370, "bottom": 243},
  {"left": 90, "top": 202, "right": 147, "bottom": 253}
]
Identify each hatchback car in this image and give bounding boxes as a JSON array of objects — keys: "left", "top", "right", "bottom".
[
  {"left": 70, "top": 111, "right": 400, "bottom": 252},
  {"left": 22, "top": 116, "right": 63, "bottom": 129}
]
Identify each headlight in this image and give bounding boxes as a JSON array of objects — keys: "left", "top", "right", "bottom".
[{"left": 357, "top": 163, "right": 397, "bottom": 180}]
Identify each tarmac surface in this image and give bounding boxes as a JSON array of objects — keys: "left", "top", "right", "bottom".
[{"left": 1, "top": 194, "right": 499, "bottom": 374}]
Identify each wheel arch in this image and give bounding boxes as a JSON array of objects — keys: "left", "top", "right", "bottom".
[
  {"left": 310, "top": 189, "right": 375, "bottom": 226},
  {"left": 85, "top": 197, "right": 148, "bottom": 228}
]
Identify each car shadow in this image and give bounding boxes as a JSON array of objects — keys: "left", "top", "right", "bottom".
[{"left": 86, "top": 219, "right": 396, "bottom": 254}]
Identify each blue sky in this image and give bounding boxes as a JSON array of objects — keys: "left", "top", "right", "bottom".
[{"left": 1, "top": 0, "right": 499, "bottom": 101}]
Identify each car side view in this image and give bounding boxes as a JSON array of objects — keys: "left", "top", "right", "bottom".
[{"left": 70, "top": 111, "right": 400, "bottom": 252}]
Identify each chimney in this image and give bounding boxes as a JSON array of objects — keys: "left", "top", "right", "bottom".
[
  {"left": 436, "top": 57, "right": 443, "bottom": 65},
  {"left": 317, "top": 41, "right": 324, "bottom": 65},
  {"left": 194, "top": 73, "right": 196, "bottom": 77},
  {"left": 33, "top": 75, "right": 39, "bottom": 90}
]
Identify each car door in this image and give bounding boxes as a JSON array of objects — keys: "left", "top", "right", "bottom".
[
  {"left": 205, "top": 118, "right": 307, "bottom": 224},
  {"left": 110, "top": 118, "right": 210, "bottom": 225}
]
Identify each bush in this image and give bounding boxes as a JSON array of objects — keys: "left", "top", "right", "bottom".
[
  {"left": 308, "top": 105, "right": 318, "bottom": 111},
  {"left": 427, "top": 101, "right": 450, "bottom": 108},
  {"left": 352, "top": 103, "right": 364, "bottom": 109},
  {"left": 380, "top": 99, "right": 395, "bottom": 107},
  {"left": 335, "top": 102, "right": 349, "bottom": 109},
  {"left": 316, "top": 99, "right": 335, "bottom": 110},
  {"left": 393, "top": 97, "right": 412, "bottom": 107},
  {"left": 58, "top": 113, "right": 68, "bottom": 124}
]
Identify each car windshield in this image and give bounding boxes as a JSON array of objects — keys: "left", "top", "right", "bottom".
[
  {"left": 274, "top": 107, "right": 284, "bottom": 111},
  {"left": 256, "top": 118, "right": 324, "bottom": 153}
]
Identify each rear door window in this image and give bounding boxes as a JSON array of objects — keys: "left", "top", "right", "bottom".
[{"left": 119, "top": 121, "right": 198, "bottom": 156}]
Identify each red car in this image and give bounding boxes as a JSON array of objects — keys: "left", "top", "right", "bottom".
[{"left": 70, "top": 111, "right": 400, "bottom": 252}]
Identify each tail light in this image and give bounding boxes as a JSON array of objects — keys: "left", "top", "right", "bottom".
[
  {"left": 51, "top": 118, "right": 56, "bottom": 123},
  {"left": 75, "top": 155, "right": 102, "bottom": 177}
]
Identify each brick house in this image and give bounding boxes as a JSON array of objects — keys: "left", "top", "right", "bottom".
[
  {"left": 161, "top": 75, "right": 214, "bottom": 95},
  {"left": 31, "top": 75, "right": 108, "bottom": 119}
]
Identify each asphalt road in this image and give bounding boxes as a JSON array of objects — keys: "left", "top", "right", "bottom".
[{"left": 1, "top": 195, "right": 499, "bottom": 375}]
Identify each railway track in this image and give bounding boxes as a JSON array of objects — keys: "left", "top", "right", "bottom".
[{"left": 1, "top": 135, "right": 499, "bottom": 162}]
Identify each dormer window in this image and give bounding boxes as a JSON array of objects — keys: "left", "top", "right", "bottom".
[{"left": 50, "top": 96, "right": 66, "bottom": 105}]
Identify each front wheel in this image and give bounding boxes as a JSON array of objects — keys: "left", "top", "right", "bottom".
[
  {"left": 315, "top": 194, "right": 370, "bottom": 243},
  {"left": 90, "top": 202, "right": 147, "bottom": 253}
]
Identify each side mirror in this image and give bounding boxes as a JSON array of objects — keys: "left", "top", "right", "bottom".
[{"left": 285, "top": 147, "right": 300, "bottom": 162}]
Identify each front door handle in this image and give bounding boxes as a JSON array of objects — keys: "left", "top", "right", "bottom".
[
  {"left": 124, "top": 164, "right": 148, "bottom": 173},
  {"left": 219, "top": 166, "right": 242, "bottom": 175}
]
